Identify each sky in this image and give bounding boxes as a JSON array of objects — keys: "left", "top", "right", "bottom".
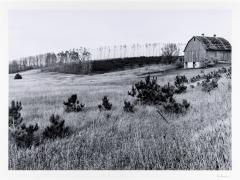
[{"left": 8, "top": 10, "right": 231, "bottom": 60}]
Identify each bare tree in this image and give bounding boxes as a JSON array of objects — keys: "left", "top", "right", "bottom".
[{"left": 161, "top": 43, "right": 180, "bottom": 64}]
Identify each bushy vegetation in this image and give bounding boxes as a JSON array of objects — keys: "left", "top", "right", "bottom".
[
  {"left": 226, "top": 67, "right": 231, "bottom": 79},
  {"left": 128, "top": 75, "right": 190, "bottom": 114},
  {"left": 98, "top": 96, "right": 112, "bottom": 111},
  {"left": 123, "top": 100, "right": 135, "bottom": 113},
  {"left": 63, "top": 94, "right": 85, "bottom": 112},
  {"left": 9, "top": 101, "right": 40, "bottom": 148},
  {"left": 9, "top": 101, "right": 23, "bottom": 128},
  {"left": 163, "top": 98, "right": 190, "bottom": 114},
  {"left": 174, "top": 75, "right": 188, "bottom": 94},
  {"left": 9, "top": 123, "right": 39, "bottom": 148},
  {"left": 190, "top": 74, "right": 201, "bottom": 83},
  {"left": 43, "top": 114, "right": 70, "bottom": 139},
  {"left": 201, "top": 78, "right": 219, "bottom": 93},
  {"left": 14, "top": 73, "right": 22, "bottom": 80},
  {"left": 175, "top": 59, "right": 184, "bottom": 69},
  {"left": 43, "top": 61, "right": 92, "bottom": 74}
]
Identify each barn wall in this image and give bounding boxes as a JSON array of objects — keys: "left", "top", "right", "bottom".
[
  {"left": 206, "top": 51, "right": 231, "bottom": 61},
  {"left": 184, "top": 38, "right": 206, "bottom": 63}
]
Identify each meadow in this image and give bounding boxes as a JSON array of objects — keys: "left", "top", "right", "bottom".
[{"left": 8, "top": 64, "right": 231, "bottom": 170}]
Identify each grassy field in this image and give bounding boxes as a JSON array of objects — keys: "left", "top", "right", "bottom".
[{"left": 8, "top": 64, "right": 231, "bottom": 170}]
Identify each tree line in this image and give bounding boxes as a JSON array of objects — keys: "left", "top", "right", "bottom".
[{"left": 9, "top": 43, "right": 182, "bottom": 74}]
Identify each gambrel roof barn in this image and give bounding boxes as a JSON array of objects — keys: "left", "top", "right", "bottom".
[{"left": 183, "top": 34, "right": 231, "bottom": 68}]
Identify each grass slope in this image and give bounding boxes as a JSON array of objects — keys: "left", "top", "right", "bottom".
[{"left": 9, "top": 64, "right": 231, "bottom": 170}]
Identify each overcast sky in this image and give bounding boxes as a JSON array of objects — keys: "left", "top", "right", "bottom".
[{"left": 8, "top": 10, "right": 231, "bottom": 60}]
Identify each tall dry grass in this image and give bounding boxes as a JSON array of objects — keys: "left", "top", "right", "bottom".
[{"left": 9, "top": 64, "right": 231, "bottom": 170}]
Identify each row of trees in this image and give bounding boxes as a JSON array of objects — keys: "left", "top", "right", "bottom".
[
  {"left": 90, "top": 42, "right": 184, "bottom": 60},
  {"left": 9, "top": 43, "right": 182, "bottom": 74},
  {"left": 9, "top": 48, "right": 91, "bottom": 73}
]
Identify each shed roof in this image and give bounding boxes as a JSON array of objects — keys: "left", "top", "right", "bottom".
[{"left": 184, "top": 36, "right": 231, "bottom": 52}]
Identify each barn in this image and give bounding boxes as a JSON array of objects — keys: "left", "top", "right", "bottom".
[{"left": 183, "top": 34, "right": 231, "bottom": 68}]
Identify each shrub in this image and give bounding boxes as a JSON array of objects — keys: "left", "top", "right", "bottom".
[
  {"left": 163, "top": 98, "right": 190, "bottom": 114},
  {"left": 10, "top": 123, "right": 39, "bottom": 148},
  {"left": 123, "top": 100, "right": 135, "bottom": 113},
  {"left": 128, "top": 75, "right": 175, "bottom": 105},
  {"left": 175, "top": 59, "right": 184, "bottom": 69},
  {"left": 43, "top": 114, "right": 70, "bottom": 139},
  {"left": 190, "top": 85, "right": 195, "bottom": 88},
  {"left": 190, "top": 75, "right": 202, "bottom": 83},
  {"left": 63, "top": 94, "right": 84, "bottom": 112},
  {"left": 9, "top": 101, "right": 23, "bottom": 128},
  {"left": 218, "top": 67, "right": 227, "bottom": 74},
  {"left": 14, "top": 73, "right": 22, "bottom": 80},
  {"left": 203, "top": 71, "right": 221, "bottom": 81},
  {"left": 201, "top": 78, "right": 218, "bottom": 93},
  {"left": 226, "top": 67, "right": 231, "bottom": 79},
  {"left": 128, "top": 86, "right": 136, "bottom": 97},
  {"left": 98, "top": 96, "right": 112, "bottom": 111},
  {"left": 174, "top": 75, "right": 188, "bottom": 94},
  {"left": 128, "top": 75, "right": 190, "bottom": 114}
]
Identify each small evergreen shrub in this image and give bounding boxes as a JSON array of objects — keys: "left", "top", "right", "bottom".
[
  {"left": 201, "top": 78, "right": 218, "bottom": 93},
  {"left": 10, "top": 123, "right": 39, "bottom": 148},
  {"left": 174, "top": 75, "right": 188, "bottom": 94},
  {"left": 63, "top": 94, "right": 84, "bottom": 112},
  {"left": 128, "top": 75, "right": 175, "bottom": 105},
  {"left": 14, "top": 73, "right": 22, "bottom": 80},
  {"left": 203, "top": 71, "right": 221, "bottom": 81},
  {"left": 190, "top": 75, "right": 201, "bottom": 83},
  {"left": 123, "top": 100, "right": 135, "bottom": 113},
  {"left": 9, "top": 101, "right": 23, "bottom": 128},
  {"left": 43, "top": 114, "right": 70, "bottom": 139},
  {"left": 98, "top": 96, "right": 112, "bottom": 111},
  {"left": 163, "top": 98, "right": 190, "bottom": 114},
  {"left": 128, "top": 75, "right": 190, "bottom": 114}
]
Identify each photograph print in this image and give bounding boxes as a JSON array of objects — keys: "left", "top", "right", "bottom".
[{"left": 8, "top": 7, "right": 231, "bottom": 170}]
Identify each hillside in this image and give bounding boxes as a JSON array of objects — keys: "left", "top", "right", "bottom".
[{"left": 9, "top": 64, "right": 231, "bottom": 170}]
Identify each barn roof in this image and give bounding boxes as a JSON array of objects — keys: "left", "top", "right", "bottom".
[{"left": 184, "top": 36, "right": 231, "bottom": 52}]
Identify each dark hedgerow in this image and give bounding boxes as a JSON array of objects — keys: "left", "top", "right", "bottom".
[
  {"left": 63, "top": 94, "right": 85, "bottom": 112},
  {"left": 174, "top": 75, "right": 188, "bottom": 94},
  {"left": 98, "top": 96, "right": 112, "bottom": 111},
  {"left": 9, "top": 101, "right": 23, "bottom": 128},
  {"left": 9, "top": 123, "right": 39, "bottom": 148},
  {"left": 123, "top": 100, "right": 135, "bottom": 113},
  {"left": 14, "top": 73, "right": 22, "bottom": 80},
  {"left": 43, "top": 114, "right": 70, "bottom": 139}
]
